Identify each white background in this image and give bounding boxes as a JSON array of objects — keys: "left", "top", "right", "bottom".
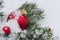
[{"left": 2, "top": 0, "right": 60, "bottom": 38}]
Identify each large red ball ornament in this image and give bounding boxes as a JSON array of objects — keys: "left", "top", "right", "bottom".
[
  {"left": 2, "top": 26, "right": 11, "bottom": 35},
  {"left": 7, "top": 12, "right": 16, "bottom": 22},
  {"left": 18, "top": 15, "right": 29, "bottom": 30}
]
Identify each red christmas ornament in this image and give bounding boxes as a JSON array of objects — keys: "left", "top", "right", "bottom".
[
  {"left": 7, "top": 12, "right": 16, "bottom": 22},
  {"left": 17, "top": 15, "right": 29, "bottom": 30},
  {"left": 2, "top": 26, "right": 11, "bottom": 35}
]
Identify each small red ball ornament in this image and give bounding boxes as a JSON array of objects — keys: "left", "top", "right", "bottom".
[
  {"left": 18, "top": 15, "right": 29, "bottom": 30},
  {"left": 2, "top": 26, "right": 11, "bottom": 35},
  {"left": 7, "top": 12, "right": 16, "bottom": 22}
]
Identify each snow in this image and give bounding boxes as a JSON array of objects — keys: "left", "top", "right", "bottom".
[{"left": 0, "top": 0, "right": 60, "bottom": 39}]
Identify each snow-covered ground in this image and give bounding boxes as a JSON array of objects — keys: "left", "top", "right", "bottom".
[{"left": 1, "top": 0, "right": 60, "bottom": 38}]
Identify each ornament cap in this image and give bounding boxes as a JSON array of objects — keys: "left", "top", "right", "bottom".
[{"left": 20, "top": 9, "right": 27, "bottom": 15}]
